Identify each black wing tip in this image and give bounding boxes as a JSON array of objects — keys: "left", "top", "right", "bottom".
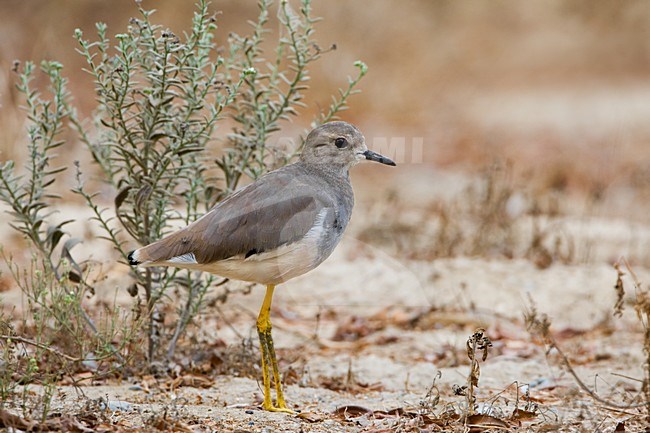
[{"left": 127, "top": 250, "right": 140, "bottom": 266}]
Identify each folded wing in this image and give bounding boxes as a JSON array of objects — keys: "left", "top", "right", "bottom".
[{"left": 129, "top": 165, "right": 329, "bottom": 267}]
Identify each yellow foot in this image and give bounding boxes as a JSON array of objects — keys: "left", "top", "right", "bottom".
[{"left": 262, "top": 402, "right": 296, "bottom": 414}]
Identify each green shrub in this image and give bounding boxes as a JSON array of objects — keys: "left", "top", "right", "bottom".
[{"left": 0, "top": 0, "right": 367, "bottom": 402}]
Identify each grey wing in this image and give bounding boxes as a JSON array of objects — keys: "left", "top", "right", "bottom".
[
  {"left": 195, "top": 186, "right": 327, "bottom": 263},
  {"left": 139, "top": 166, "right": 332, "bottom": 265}
]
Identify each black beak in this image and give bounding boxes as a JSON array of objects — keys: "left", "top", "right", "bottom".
[{"left": 363, "top": 150, "right": 396, "bottom": 166}]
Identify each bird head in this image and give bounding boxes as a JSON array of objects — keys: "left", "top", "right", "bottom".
[{"left": 300, "top": 121, "right": 396, "bottom": 170}]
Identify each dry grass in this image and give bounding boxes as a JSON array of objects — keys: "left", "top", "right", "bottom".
[{"left": 357, "top": 160, "right": 579, "bottom": 268}]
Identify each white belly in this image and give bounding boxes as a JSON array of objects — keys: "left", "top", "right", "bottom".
[{"left": 199, "top": 235, "right": 321, "bottom": 284}]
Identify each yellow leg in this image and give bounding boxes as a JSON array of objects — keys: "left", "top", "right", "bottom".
[{"left": 256, "top": 284, "right": 294, "bottom": 413}]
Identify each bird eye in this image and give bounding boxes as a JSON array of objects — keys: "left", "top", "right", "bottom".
[{"left": 334, "top": 137, "right": 348, "bottom": 149}]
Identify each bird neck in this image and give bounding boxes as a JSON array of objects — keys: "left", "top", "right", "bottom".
[{"left": 299, "top": 160, "right": 351, "bottom": 183}]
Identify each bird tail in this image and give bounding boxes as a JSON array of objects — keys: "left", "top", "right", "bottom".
[
  {"left": 127, "top": 231, "right": 195, "bottom": 267},
  {"left": 127, "top": 247, "right": 150, "bottom": 266}
]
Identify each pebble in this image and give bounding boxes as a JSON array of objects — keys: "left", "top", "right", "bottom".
[{"left": 101, "top": 400, "right": 133, "bottom": 412}]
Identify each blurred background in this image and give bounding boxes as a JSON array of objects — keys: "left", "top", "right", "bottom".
[{"left": 1, "top": 0, "right": 650, "bottom": 222}]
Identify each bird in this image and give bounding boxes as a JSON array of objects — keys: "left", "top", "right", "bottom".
[{"left": 127, "top": 121, "right": 396, "bottom": 412}]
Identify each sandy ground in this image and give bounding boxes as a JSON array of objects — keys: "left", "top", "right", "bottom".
[{"left": 1, "top": 170, "right": 649, "bottom": 432}]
